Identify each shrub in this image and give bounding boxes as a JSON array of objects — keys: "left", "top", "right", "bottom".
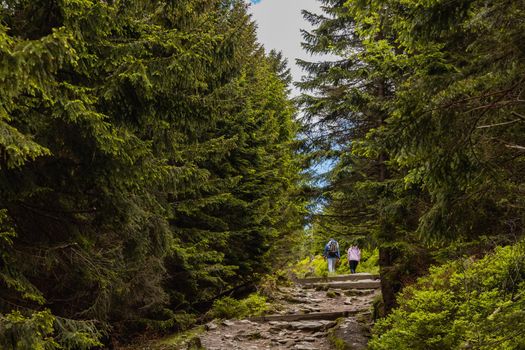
[
  {"left": 369, "top": 242, "right": 525, "bottom": 350},
  {"left": 208, "top": 293, "right": 269, "bottom": 319}
]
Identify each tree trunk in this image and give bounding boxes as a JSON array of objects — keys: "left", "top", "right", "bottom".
[
  {"left": 375, "top": 76, "right": 399, "bottom": 315},
  {"left": 378, "top": 246, "right": 402, "bottom": 314}
]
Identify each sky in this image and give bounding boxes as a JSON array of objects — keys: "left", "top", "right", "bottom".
[{"left": 246, "top": 0, "right": 323, "bottom": 96}]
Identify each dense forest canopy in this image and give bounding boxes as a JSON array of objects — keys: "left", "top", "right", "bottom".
[
  {"left": 0, "top": 0, "right": 305, "bottom": 347},
  {"left": 1, "top": 0, "right": 525, "bottom": 348}
]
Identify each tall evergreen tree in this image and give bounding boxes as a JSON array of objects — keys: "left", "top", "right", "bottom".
[
  {"left": 297, "top": 0, "right": 421, "bottom": 312},
  {"left": 299, "top": 0, "right": 525, "bottom": 314},
  {"left": 0, "top": 0, "right": 303, "bottom": 347}
]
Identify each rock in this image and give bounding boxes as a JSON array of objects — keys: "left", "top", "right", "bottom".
[
  {"left": 308, "top": 298, "right": 325, "bottom": 303},
  {"left": 244, "top": 331, "right": 264, "bottom": 340},
  {"left": 294, "top": 343, "right": 319, "bottom": 350},
  {"left": 284, "top": 296, "right": 307, "bottom": 303},
  {"left": 331, "top": 318, "right": 370, "bottom": 350},
  {"left": 269, "top": 321, "right": 289, "bottom": 330},
  {"left": 344, "top": 289, "right": 375, "bottom": 296},
  {"left": 186, "top": 336, "right": 202, "bottom": 349},
  {"left": 205, "top": 321, "right": 218, "bottom": 330},
  {"left": 285, "top": 340, "right": 296, "bottom": 347},
  {"left": 289, "top": 320, "right": 337, "bottom": 332},
  {"left": 200, "top": 279, "right": 380, "bottom": 350},
  {"left": 238, "top": 319, "right": 255, "bottom": 325}
]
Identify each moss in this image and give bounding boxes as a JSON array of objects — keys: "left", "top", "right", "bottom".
[
  {"left": 329, "top": 334, "right": 349, "bottom": 350},
  {"left": 326, "top": 290, "right": 337, "bottom": 298},
  {"left": 372, "top": 293, "right": 385, "bottom": 321},
  {"left": 327, "top": 318, "right": 352, "bottom": 350},
  {"left": 152, "top": 326, "right": 205, "bottom": 350}
]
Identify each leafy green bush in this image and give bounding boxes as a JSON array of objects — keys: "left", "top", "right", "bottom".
[
  {"left": 358, "top": 248, "right": 380, "bottom": 274},
  {"left": 242, "top": 293, "right": 270, "bottom": 317},
  {"left": 292, "top": 256, "right": 316, "bottom": 278},
  {"left": 209, "top": 293, "right": 269, "bottom": 319},
  {"left": 369, "top": 242, "right": 525, "bottom": 350}
]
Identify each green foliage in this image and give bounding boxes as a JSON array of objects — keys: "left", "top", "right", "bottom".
[
  {"left": 370, "top": 242, "right": 525, "bottom": 349},
  {"left": 293, "top": 249, "right": 379, "bottom": 278},
  {"left": 293, "top": 256, "right": 318, "bottom": 278},
  {"left": 0, "top": 0, "right": 303, "bottom": 346},
  {"left": 326, "top": 291, "right": 337, "bottom": 298},
  {"left": 0, "top": 310, "right": 103, "bottom": 350},
  {"left": 153, "top": 325, "right": 205, "bottom": 350},
  {"left": 208, "top": 293, "right": 269, "bottom": 319},
  {"left": 0, "top": 310, "right": 58, "bottom": 350},
  {"left": 299, "top": 0, "right": 525, "bottom": 314}
]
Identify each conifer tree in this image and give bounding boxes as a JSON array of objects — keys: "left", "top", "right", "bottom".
[
  {"left": 0, "top": 0, "right": 303, "bottom": 346},
  {"left": 299, "top": 0, "right": 525, "bottom": 314}
]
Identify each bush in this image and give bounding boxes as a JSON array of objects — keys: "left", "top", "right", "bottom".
[
  {"left": 208, "top": 293, "right": 269, "bottom": 319},
  {"left": 369, "top": 242, "right": 525, "bottom": 350},
  {"left": 358, "top": 248, "right": 380, "bottom": 274}
]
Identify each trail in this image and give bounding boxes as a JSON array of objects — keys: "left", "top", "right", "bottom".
[{"left": 199, "top": 273, "right": 380, "bottom": 349}]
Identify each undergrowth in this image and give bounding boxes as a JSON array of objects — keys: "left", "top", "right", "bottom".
[
  {"left": 369, "top": 242, "right": 525, "bottom": 349},
  {"left": 207, "top": 292, "right": 269, "bottom": 319}
]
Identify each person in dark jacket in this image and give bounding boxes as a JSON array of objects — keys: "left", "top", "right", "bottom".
[{"left": 323, "top": 238, "right": 340, "bottom": 273}]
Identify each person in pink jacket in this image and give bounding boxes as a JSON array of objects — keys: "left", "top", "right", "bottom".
[{"left": 347, "top": 245, "right": 361, "bottom": 274}]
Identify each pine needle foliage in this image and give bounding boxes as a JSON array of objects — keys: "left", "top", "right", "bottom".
[
  {"left": 0, "top": 0, "right": 304, "bottom": 347},
  {"left": 298, "top": 0, "right": 525, "bottom": 314}
]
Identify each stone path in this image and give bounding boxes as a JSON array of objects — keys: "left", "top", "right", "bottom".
[{"left": 199, "top": 273, "right": 380, "bottom": 350}]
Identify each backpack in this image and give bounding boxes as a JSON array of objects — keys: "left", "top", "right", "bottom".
[{"left": 328, "top": 240, "right": 337, "bottom": 257}]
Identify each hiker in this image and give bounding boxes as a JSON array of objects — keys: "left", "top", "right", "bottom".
[
  {"left": 347, "top": 244, "right": 361, "bottom": 274},
  {"left": 323, "top": 238, "right": 340, "bottom": 273}
]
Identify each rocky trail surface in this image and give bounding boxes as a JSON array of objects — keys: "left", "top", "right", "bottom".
[{"left": 199, "top": 273, "right": 380, "bottom": 350}]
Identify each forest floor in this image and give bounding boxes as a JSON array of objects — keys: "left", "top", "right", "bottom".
[{"left": 146, "top": 273, "right": 381, "bottom": 350}]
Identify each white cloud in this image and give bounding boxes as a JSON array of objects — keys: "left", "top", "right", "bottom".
[{"left": 247, "top": 0, "right": 322, "bottom": 96}]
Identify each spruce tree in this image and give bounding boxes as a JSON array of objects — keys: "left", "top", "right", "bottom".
[{"left": 0, "top": 0, "right": 303, "bottom": 346}]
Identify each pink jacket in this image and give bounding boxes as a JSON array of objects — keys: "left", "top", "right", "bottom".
[{"left": 347, "top": 246, "right": 361, "bottom": 261}]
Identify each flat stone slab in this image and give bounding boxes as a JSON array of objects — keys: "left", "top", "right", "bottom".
[
  {"left": 297, "top": 273, "right": 380, "bottom": 284},
  {"left": 250, "top": 310, "right": 362, "bottom": 322},
  {"left": 268, "top": 320, "right": 337, "bottom": 332},
  {"left": 303, "top": 280, "right": 381, "bottom": 290}
]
